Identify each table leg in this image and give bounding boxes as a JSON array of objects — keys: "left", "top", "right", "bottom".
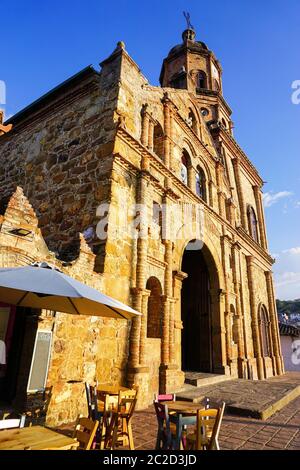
[{"left": 175, "top": 414, "right": 182, "bottom": 450}]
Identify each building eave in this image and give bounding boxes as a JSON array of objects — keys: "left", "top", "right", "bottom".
[{"left": 4, "top": 66, "right": 99, "bottom": 127}]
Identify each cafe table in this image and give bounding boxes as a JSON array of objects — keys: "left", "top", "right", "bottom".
[
  {"left": 161, "top": 400, "right": 204, "bottom": 450},
  {"left": 96, "top": 385, "right": 132, "bottom": 420},
  {"left": 0, "top": 425, "right": 79, "bottom": 450},
  {"left": 96, "top": 384, "right": 130, "bottom": 396}
]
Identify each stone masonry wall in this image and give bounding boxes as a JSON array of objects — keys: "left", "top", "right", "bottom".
[
  {"left": 0, "top": 187, "right": 131, "bottom": 426},
  {"left": 0, "top": 61, "right": 121, "bottom": 260}
]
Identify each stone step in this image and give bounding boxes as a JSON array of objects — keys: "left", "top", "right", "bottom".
[
  {"left": 176, "top": 374, "right": 300, "bottom": 419},
  {"left": 184, "top": 371, "right": 233, "bottom": 388}
]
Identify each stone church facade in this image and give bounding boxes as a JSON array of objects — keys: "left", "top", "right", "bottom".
[{"left": 0, "top": 27, "right": 283, "bottom": 424}]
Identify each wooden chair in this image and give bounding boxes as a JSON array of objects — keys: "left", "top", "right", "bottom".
[
  {"left": 153, "top": 401, "right": 174, "bottom": 450},
  {"left": 186, "top": 402, "right": 225, "bottom": 450},
  {"left": 0, "top": 415, "right": 26, "bottom": 430},
  {"left": 106, "top": 388, "right": 138, "bottom": 450},
  {"left": 85, "top": 382, "right": 104, "bottom": 421},
  {"left": 154, "top": 393, "right": 177, "bottom": 418},
  {"left": 98, "top": 393, "right": 118, "bottom": 449},
  {"left": 73, "top": 415, "right": 99, "bottom": 450},
  {"left": 24, "top": 386, "right": 52, "bottom": 426},
  {"left": 153, "top": 401, "right": 186, "bottom": 450}
]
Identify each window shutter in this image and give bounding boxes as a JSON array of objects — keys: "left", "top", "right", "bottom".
[{"left": 27, "top": 330, "right": 52, "bottom": 392}]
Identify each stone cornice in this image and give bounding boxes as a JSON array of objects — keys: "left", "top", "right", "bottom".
[
  {"left": 237, "top": 226, "right": 274, "bottom": 265},
  {"left": 113, "top": 153, "right": 139, "bottom": 176},
  {"left": 217, "top": 126, "right": 263, "bottom": 186},
  {"left": 195, "top": 88, "right": 232, "bottom": 116},
  {"left": 147, "top": 255, "right": 167, "bottom": 269},
  {"left": 114, "top": 151, "right": 165, "bottom": 196},
  {"left": 172, "top": 107, "right": 219, "bottom": 164}
]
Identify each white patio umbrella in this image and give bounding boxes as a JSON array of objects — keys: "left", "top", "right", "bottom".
[{"left": 0, "top": 263, "right": 140, "bottom": 320}]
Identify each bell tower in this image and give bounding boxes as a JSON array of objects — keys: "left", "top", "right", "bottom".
[{"left": 160, "top": 25, "right": 233, "bottom": 134}]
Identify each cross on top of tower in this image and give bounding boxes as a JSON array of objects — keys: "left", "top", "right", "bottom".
[{"left": 183, "top": 11, "right": 194, "bottom": 31}]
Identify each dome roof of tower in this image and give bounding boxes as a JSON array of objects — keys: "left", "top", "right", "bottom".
[{"left": 168, "top": 40, "right": 209, "bottom": 56}]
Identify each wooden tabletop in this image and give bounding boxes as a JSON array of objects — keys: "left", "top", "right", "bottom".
[
  {"left": 97, "top": 384, "right": 130, "bottom": 395},
  {"left": 0, "top": 425, "right": 79, "bottom": 450},
  {"left": 161, "top": 400, "right": 204, "bottom": 415}
]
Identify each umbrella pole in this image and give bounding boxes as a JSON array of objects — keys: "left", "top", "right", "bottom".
[
  {"left": 16, "top": 291, "right": 30, "bottom": 306},
  {"left": 107, "top": 306, "right": 127, "bottom": 320},
  {"left": 68, "top": 297, "right": 80, "bottom": 315}
]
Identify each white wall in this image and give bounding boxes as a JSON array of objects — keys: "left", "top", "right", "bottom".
[{"left": 280, "top": 335, "right": 300, "bottom": 371}]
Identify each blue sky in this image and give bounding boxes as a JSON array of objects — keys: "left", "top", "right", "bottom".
[{"left": 1, "top": 0, "right": 299, "bottom": 299}]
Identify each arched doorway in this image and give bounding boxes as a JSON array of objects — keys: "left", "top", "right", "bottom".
[{"left": 181, "top": 242, "right": 220, "bottom": 373}]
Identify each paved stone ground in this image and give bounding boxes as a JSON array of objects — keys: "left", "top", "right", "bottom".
[
  {"left": 52, "top": 373, "right": 300, "bottom": 451},
  {"left": 54, "top": 394, "right": 300, "bottom": 451},
  {"left": 177, "top": 372, "right": 300, "bottom": 419},
  {"left": 132, "top": 396, "right": 300, "bottom": 450}
]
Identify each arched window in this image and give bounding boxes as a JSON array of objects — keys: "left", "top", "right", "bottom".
[
  {"left": 188, "top": 109, "right": 198, "bottom": 134},
  {"left": 153, "top": 202, "right": 163, "bottom": 238},
  {"left": 247, "top": 206, "right": 259, "bottom": 243},
  {"left": 146, "top": 277, "right": 163, "bottom": 338},
  {"left": 196, "top": 166, "right": 207, "bottom": 202},
  {"left": 259, "top": 305, "right": 270, "bottom": 357},
  {"left": 181, "top": 151, "right": 189, "bottom": 185},
  {"left": 153, "top": 122, "right": 164, "bottom": 160},
  {"left": 198, "top": 71, "right": 207, "bottom": 89}
]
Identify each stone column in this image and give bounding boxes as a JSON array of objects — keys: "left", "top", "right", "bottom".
[
  {"left": 265, "top": 271, "right": 284, "bottom": 375},
  {"left": 135, "top": 163, "right": 149, "bottom": 297},
  {"left": 162, "top": 95, "right": 171, "bottom": 168},
  {"left": 216, "top": 161, "right": 226, "bottom": 218},
  {"left": 232, "top": 243, "right": 247, "bottom": 376},
  {"left": 129, "top": 290, "right": 142, "bottom": 368},
  {"left": 246, "top": 256, "right": 264, "bottom": 379},
  {"left": 208, "top": 180, "right": 214, "bottom": 208},
  {"left": 173, "top": 270, "right": 188, "bottom": 368},
  {"left": 139, "top": 290, "right": 150, "bottom": 365},
  {"left": 169, "top": 108, "right": 174, "bottom": 168},
  {"left": 220, "top": 235, "right": 231, "bottom": 367},
  {"left": 210, "top": 288, "right": 228, "bottom": 374},
  {"left": 161, "top": 240, "right": 173, "bottom": 365},
  {"left": 232, "top": 157, "right": 247, "bottom": 230},
  {"left": 148, "top": 119, "right": 154, "bottom": 152},
  {"left": 128, "top": 158, "right": 151, "bottom": 407},
  {"left": 169, "top": 298, "right": 176, "bottom": 365},
  {"left": 187, "top": 166, "right": 196, "bottom": 192},
  {"left": 141, "top": 105, "right": 150, "bottom": 147},
  {"left": 228, "top": 199, "right": 236, "bottom": 227},
  {"left": 161, "top": 295, "right": 170, "bottom": 366},
  {"left": 253, "top": 185, "right": 268, "bottom": 250}
]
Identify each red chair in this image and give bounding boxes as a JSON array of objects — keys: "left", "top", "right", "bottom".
[{"left": 154, "top": 393, "right": 176, "bottom": 402}]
